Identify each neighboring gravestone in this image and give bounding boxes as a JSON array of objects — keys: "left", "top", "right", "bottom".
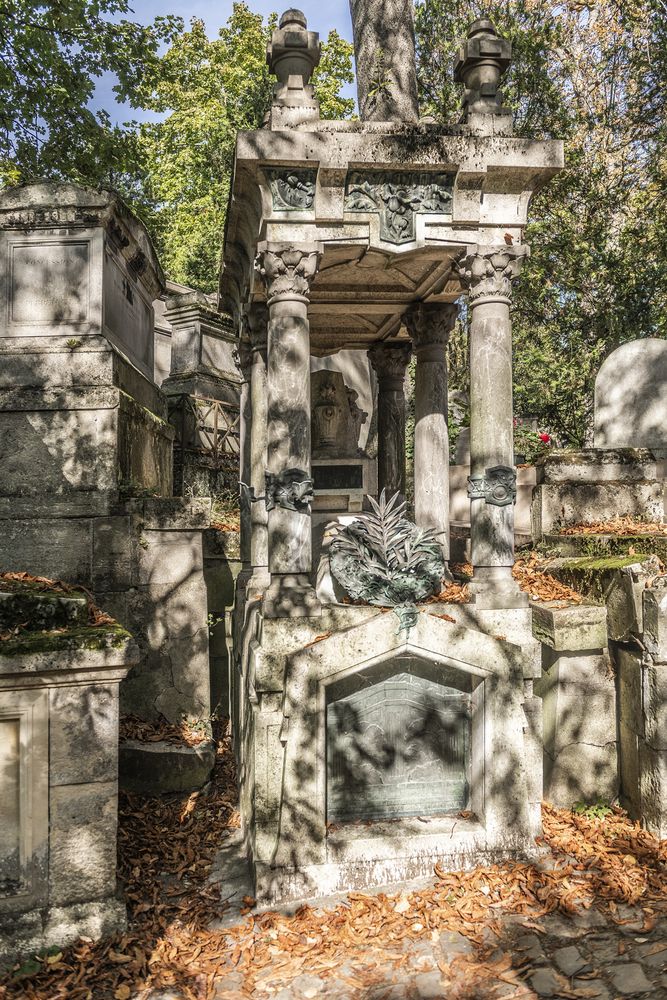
[{"left": 594, "top": 339, "right": 667, "bottom": 455}]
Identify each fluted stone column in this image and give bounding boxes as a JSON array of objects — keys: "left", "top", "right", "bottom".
[
  {"left": 255, "top": 243, "right": 322, "bottom": 617},
  {"left": 456, "top": 246, "right": 529, "bottom": 609},
  {"left": 405, "top": 302, "right": 457, "bottom": 564},
  {"left": 245, "top": 304, "right": 270, "bottom": 591},
  {"left": 369, "top": 343, "right": 412, "bottom": 500}
]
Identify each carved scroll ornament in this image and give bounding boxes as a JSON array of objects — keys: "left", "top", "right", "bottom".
[
  {"left": 265, "top": 468, "right": 314, "bottom": 512},
  {"left": 467, "top": 465, "right": 517, "bottom": 507},
  {"left": 267, "top": 169, "right": 316, "bottom": 211},
  {"left": 345, "top": 170, "right": 454, "bottom": 245}
]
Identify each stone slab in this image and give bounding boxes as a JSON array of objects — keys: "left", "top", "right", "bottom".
[
  {"left": 531, "top": 602, "right": 607, "bottom": 651},
  {"left": 49, "top": 781, "right": 119, "bottom": 905},
  {"left": 594, "top": 340, "right": 667, "bottom": 453},
  {"left": 119, "top": 738, "right": 216, "bottom": 795}
]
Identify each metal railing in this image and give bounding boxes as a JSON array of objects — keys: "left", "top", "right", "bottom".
[{"left": 168, "top": 393, "right": 241, "bottom": 467}]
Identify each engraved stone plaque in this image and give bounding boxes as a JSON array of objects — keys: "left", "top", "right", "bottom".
[
  {"left": 103, "top": 253, "right": 153, "bottom": 376},
  {"left": 10, "top": 242, "right": 90, "bottom": 325},
  {"left": 313, "top": 464, "right": 363, "bottom": 491},
  {"left": 327, "top": 662, "right": 471, "bottom": 823}
]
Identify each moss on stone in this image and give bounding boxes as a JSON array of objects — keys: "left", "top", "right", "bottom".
[
  {"left": 0, "top": 623, "right": 131, "bottom": 656},
  {"left": 543, "top": 533, "right": 667, "bottom": 562}
]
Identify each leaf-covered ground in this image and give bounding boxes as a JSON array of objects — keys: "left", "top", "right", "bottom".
[{"left": 3, "top": 726, "right": 667, "bottom": 1000}]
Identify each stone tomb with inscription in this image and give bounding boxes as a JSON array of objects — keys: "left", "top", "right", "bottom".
[{"left": 226, "top": 10, "right": 564, "bottom": 901}]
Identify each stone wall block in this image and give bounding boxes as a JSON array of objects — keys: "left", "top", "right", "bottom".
[
  {"left": 49, "top": 781, "right": 119, "bottom": 906},
  {"left": 638, "top": 745, "right": 667, "bottom": 839},
  {"left": 642, "top": 663, "right": 667, "bottom": 750},
  {"left": 0, "top": 517, "right": 93, "bottom": 585},
  {"left": 49, "top": 685, "right": 118, "bottom": 786},
  {"left": 136, "top": 529, "right": 204, "bottom": 587},
  {"left": 117, "top": 580, "right": 210, "bottom": 722},
  {"left": 531, "top": 481, "right": 664, "bottom": 539},
  {"left": 0, "top": 402, "right": 118, "bottom": 497},
  {"left": 617, "top": 646, "right": 644, "bottom": 738},
  {"left": 643, "top": 583, "right": 667, "bottom": 663},
  {"left": 92, "top": 516, "right": 133, "bottom": 592},
  {"left": 619, "top": 719, "right": 641, "bottom": 814},
  {"left": 531, "top": 602, "right": 607, "bottom": 651},
  {"left": 537, "top": 647, "right": 617, "bottom": 807}
]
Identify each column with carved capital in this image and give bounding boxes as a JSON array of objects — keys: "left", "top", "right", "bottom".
[
  {"left": 368, "top": 343, "right": 412, "bottom": 499},
  {"left": 255, "top": 243, "right": 321, "bottom": 617},
  {"left": 405, "top": 302, "right": 457, "bottom": 565},
  {"left": 456, "top": 245, "right": 529, "bottom": 609},
  {"left": 244, "top": 303, "right": 270, "bottom": 591}
]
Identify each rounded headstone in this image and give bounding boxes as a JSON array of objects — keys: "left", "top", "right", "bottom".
[{"left": 594, "top": 338, "right": 667, "bottom": 452}]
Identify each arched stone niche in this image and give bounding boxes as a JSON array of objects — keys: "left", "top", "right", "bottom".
[
  {"left": 326, "top": 655, "right": 477, "bottom": 825},
  {"left": 252, "top": 611, "right": 540, "bottom": 903}
]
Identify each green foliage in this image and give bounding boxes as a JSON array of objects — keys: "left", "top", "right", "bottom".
[
  {"left": 573, "top": 799, "right": 614, "bottom": 821},
  {"left": 134, "top": 4, "right": 354, "bottom": 292},
  {"left": 415, "top": 0, "right": 667, "bottom": 445},
  {"left": 0, "top": 0, "right": 181, "bottom": 186}
]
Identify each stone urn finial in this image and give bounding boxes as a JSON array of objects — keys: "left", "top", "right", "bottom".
[
  {"left": 454, "top": 18, "right": 512, "bottom": 118},
  {"left": 267, "top": 8, "right": 321, "bottom": 86}
]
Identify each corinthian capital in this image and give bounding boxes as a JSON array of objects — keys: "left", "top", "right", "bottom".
[
  {"left": 255, "top": 243, "right": 321, "bottom": 303},
  {"left": 455, "top": 245, "right": 529, "bottom": 304},
  {"left": 405, "top": 302, "right": 457, "bottom": 353},
  {"left": 369, "top": 342, "right": 412, "bottom": 389}
]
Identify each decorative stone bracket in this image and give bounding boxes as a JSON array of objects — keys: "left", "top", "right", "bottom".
[
  {"left": 467, "top": 465, "right": 517, "bottom": 507},
  {"left": 265, "top": 468, "right": 314, "bottom": 512}
]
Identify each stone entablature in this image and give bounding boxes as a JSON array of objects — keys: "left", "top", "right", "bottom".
[{"left": 221, "top": 128, "right": 563, "bottom": 352}]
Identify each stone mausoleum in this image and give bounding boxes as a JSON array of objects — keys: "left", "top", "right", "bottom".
[
  {"left": 3, "top": 0, "right": 667, "bottom": 967},
  {"left": 225, "top": 8, "right": 564, "bottom": 901}
]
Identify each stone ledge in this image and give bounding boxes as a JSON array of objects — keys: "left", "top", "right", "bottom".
[
  {"left": 0, "top": 635, "right": 138, "bottom": 680},
  {"left": 531, "top": 601, "right": 607, "bottom": 651},
  {"left": 119, "top": 738, "right": 216, "bottom": 795},
  {"left": 0, "top": 896, "right": 126, "bottom": 968}
]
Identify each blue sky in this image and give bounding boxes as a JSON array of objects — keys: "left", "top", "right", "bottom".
[{"left": 95, "top": 0, "right": 355, "bottom": 122}]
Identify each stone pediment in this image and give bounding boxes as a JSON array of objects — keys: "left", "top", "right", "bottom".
[{"left": 283, "top": 607, "right": 525, "bottom": 714}]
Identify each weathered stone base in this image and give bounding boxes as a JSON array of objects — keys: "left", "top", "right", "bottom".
[
  {"left": 119, "top": 738, "right": 216, "bottom": 795},
  {"left": 236, "top": 600, "right": 543, "bottom": 905},
  {"left": 254, "top": 819, "right": 543, "bottom": 905},
  {"left": 0, "top": 897, "right": 127, "bottom": 967}
]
